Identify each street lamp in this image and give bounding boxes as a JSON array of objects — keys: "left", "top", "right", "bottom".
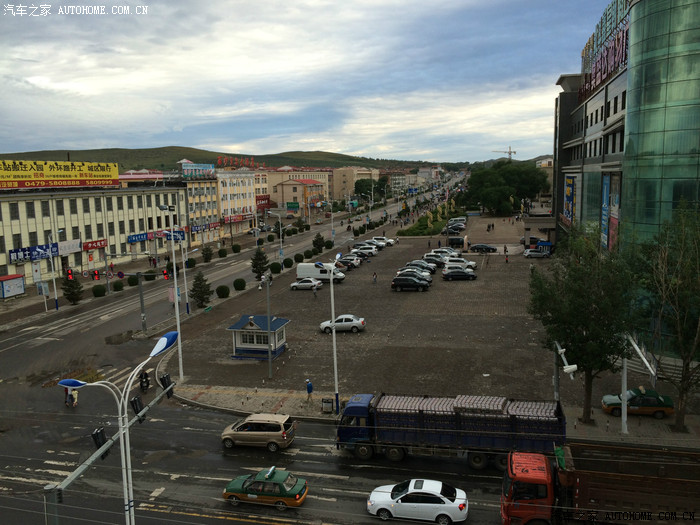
[
  {"left": 58, "top": 331, "right": 178, "bottom": 525},
  {"left": 179, "top": 245, "right": 198, "bottom": 314},
  {"left": 258, "top": 271, "right": 273, "bottom": 379},
  {"left": 47, "top": 229, "right": 63, "bottom": 311},
  {"left": 553, "top": 341, "right": 577, "bottom": 402},
  {"left": 268, "top": 211, "right": 283, "bottom": 264},
  {"left": 316, "top": 253, "right": 342, "bottom": 414},
  {"left": 158, "top": 205, "right": 184, "bottom": 382}
]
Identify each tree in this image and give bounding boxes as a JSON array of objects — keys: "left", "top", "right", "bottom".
[
  {"left": 631, "top": 202, "right": 700, "bottom": 431},
  {"left": 312, "top": 232, "right": 325, "bottom": 252},
  {"left": 466, "top": 161, "right": 549, "bottom": 215},
  {"left": 201, "top": 245, "right": 214, "bottom": 262},
  {"left": 61, "top": 274, "right": 84, "bottom": 305},
  {"left": 250, "top": 247, "right": 270, "bottom": 280},
  {"left": 189, "top": 271, "right": 213, "bottom": 308},
  {"left": 528, "top": 227, "right": 634, "bottom": 423}
]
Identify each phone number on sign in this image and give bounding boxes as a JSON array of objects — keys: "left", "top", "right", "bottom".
[{"left": 3, "top": 5, "right": 149, "bottom": 16}]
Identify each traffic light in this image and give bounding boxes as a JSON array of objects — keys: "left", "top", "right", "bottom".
[
  {"left": 66, "top": 269, "right": 74, "bottom": 281},
  {"left": 91, "top": 427, "right": 110, "bottom": 460},
  {"left": 162, "top": 269, "right": 169, "bottom": 280},
  {"left": 159, "top": 373, "right": 174, "bottom": 398},
  {"left": 130, "top": 395, "right": 145, "bottom": 423},
  {"left": 92, "top": 270, "right": 100, "bottom": 280}
]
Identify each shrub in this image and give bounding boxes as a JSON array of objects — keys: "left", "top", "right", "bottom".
[
  {"left": 144, "top": 270, "right": 157, "bottom": 281},
  {"left": 186, "top": 258, "right": 196, "bottom": 269},
  {"left": 218, "top": 248, "right": 227, "bottom": 258},
  {"left": 324, "top": 240, "right": 334, "bottom": 249},
  {"left": 92, "top": 284, "right": 107, "bottom": 297},
  {"left": 294, "top": 253, "right": 304, "bottom": 263},
  {"left": 270, "top": 262, "right": 282, "bottom": 274},
  {"left": 256, "top": 238, "right": 264, "bottom": 246},
  {"left": 304, "top": 249, "right": 313, "bottom": 259},
  {"left": 127, "top": 275, "right": 139, "bottom": 286},
  {"left": 267, "top": 234, "right": 275, "bottom": 242},
  {"left": 233, "top": 278, "right": 246, "bottom": 291},
  {"left": 202, "top": 246, "right": 214, "bottom": 262},
  {"left": 312, "top": 247, "right": 319, "bottom": 255},
  {"left": 283, "top": 258, "right": 294, "bottom": 268},
  {"left": 112, "top": 280, "right": 125, "bottom": 292},
  {"left": 231, "top": 244, "right": 241, "bottom": 253},
  {"left": 216, "top": 285, "right": 230, "bottom": 298},
  {"left": 305, "top": 224, "right": 311, "bottom": 231}
]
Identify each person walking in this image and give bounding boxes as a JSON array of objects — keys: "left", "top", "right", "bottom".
[
  {"left": 65, "top": 387, "right": 72, "bottom": 407},
  {"left": 372, "top": 272, "right": 377, "bottom": 284},
  {"left": 305, "top": 379, "right": 313, "bottom": 402},
  {"left": 312, "top": 284, "right": 317, "bottom": 298},
  {"left": 109, "top": 261, "right": 114, "bottom": 273},
  {"left": 428, "top": 239, "right": 431, "bottom": 248},
  {"left": 503, "top": 245, "right": 508, "bottom": 255},
  {"left": 71, "top": 389, "right": 79, "bottom": 407}
]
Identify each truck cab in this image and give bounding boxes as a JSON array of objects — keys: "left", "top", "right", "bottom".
[
  {"left": 501, "top": 452, "right": 554, "bottom": 525},
  {"left": 336, "top": 394, "right": 374, "bottom": 456}
]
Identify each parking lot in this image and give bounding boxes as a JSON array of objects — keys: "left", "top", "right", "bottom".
[{"left": 178, "top": 215, "right": 622, "bottom": 410}]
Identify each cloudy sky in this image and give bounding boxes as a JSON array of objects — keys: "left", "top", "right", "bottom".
[{"left": 1, "top": 0, "right": 612, "bottom": 163}]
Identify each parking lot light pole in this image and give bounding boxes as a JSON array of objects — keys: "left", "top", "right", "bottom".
[
  {"left": 268, "top": 211, "right": 283, "bottom": 264},
  {"left": 58, "top": 332, "right": 178, "bottom": 525},
  {"left": 47, "top": 229, "right": 63, "bottom": 311},
  {"left": 258, "top": 271, "right": 273, "bottom": 379},
  {"left": 316, "top": 254, "right": 341, "bottom": 414},
  {"left": 180, "top": 245, "right": 198, "bottom": 314},
  {"left": 159, "top": 205, "right": 184, "bottom": 382}
]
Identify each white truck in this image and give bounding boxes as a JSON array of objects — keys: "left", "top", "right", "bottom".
[{"left": 296, "top": 263, "right": 345, "bottom": 283}]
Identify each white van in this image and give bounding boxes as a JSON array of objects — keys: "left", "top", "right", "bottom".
[{"left": 296, "top": 263, "right": 345, "bottom": 283}]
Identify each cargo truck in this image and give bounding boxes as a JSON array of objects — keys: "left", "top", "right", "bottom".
[
  {"left": 336, "top": 393, "right": 566, "bottom": 470},
  {"left": 501, "top": 443, "right": 700, "bottom": 524}
]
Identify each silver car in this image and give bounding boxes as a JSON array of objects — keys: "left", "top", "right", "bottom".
[
  {"left": 290, "top": 278, "right": 323, "bottom": 291},
  {"left": 320, "top": 314, "right": 366, "bottom": 334},
  {"left": 523, "top": 248, "right": 550, "bottom": 258},
  {"left": 367, "top": 479, "right": 468, "bottom": 524}
]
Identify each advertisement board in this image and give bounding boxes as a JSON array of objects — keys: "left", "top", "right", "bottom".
[{"left": 0, "top": 160, "right": 119, "bottom": 189}]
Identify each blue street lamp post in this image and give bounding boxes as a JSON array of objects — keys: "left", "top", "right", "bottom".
[{"left": 58, "top": 332, "right": 178, "bottom": 525}]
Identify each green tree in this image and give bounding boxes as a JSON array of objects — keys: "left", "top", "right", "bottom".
[
  {"left": 201, "top": 245, "right": 214, "bottom": 262},
  {"left": 250, "top": 247, "right": 270, "bottom": 280},
  {"left": 312, "top": 232, "right": 325, "bottom": 252},
  {"left": 528, "top": 227, "right": 634, "bottom": 423},
  {"left": 61, "top": 274, "right": 84, "bottom": 305},
  {"left": 190, "top": 271, "right": 213, "bottom": 308},
  {"left": 467, "top": 161, "right": 549, "bottom": 215},
  {"left": 631, "top": 202, "right": 700, "bottom": 431}
]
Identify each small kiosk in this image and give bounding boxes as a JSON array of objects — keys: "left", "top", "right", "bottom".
[{"left": 227, "top": 314, "right": 291, "bottom": 360}]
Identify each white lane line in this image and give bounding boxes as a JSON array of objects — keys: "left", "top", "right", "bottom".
[{"left": 149, "top": 487, "right": 165, "bottom": 501}]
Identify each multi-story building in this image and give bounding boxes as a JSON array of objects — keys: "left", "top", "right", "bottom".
[
  {"left": 553, "top": 0, "right": 699, "bottom": 249},
  {"left": 275, "top": 179, "right": 326, "bottom": 220},
  {"left": 331, "top": 167, "right": 379, "bottom": 202}
]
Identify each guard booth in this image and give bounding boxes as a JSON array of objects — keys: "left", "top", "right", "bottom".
[{"left": 227, "top": 314, "right": 291, "bottom": 360}]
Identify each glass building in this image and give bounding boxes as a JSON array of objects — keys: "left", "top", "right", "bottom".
[{"left": 553, "top": 0, "right": 699, "bottom": 247}]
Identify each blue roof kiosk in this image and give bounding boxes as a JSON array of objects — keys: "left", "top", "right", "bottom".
[{"left": 227, "top": 315, "right": 291, "bottom": 360}]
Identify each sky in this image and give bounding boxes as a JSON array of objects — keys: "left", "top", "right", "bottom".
[{"left": 1, "top": 0, "right": 613, "bottom": 163}]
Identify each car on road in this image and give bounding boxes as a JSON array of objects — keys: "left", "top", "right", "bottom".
[
  {"left": 247, "top": 228, "right": 261, "bottom": 235},
  {"left": 470, "top": 243, "right": 497, "bottom": 253},
  {"left": 442, "top": 268, "right": 477, "bottom": 281},
  {"left": 397, "top": 267, "right": 432, "bottom": 282},
  {"left": 406, "top": 260, "right": 437, "bottom": 274},
  {"left": 391, "top": 275, "right": 430, "bottom": 292},
  {"left": 221, "top": 413, "right": 297, "bottom": 452},
  {"left": 320, "top": 314, "right": 366, "bottom": 333},
  {"left": 290, "top": 278, "right": 323, "bottom": 291},
  {"left": 223, "top": 466, "right": 308, "bottom": 509},
  {"left": 523, "top": 248, "right": 550, "bottom": 258},
  {"left": 601, "top": 387, "right": 674, "bottom": 419},
  {"left": 367, "top": 479, "right": 468, "bottom": 524}
]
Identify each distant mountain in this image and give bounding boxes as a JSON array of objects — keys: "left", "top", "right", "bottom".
[{"left": 0, "top": 146, "right": 550, "bottom": 171}]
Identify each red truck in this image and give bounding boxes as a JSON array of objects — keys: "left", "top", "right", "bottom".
[{"left": 501, "top": 442, "right": 700, "bottom": 524}]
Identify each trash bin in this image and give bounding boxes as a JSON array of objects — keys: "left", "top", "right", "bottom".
[{"left": 321, "top": 398, "right": 333, "bottom": 413}]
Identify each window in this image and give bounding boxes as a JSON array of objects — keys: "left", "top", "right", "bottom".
[
  {"left": 56, "top": 200, "right": 64, "bottom": 215},
  {"left": 44, "top": 229, "right": 51, "bottom": 244},
  {"left": 621, "top": 91, "right": 626, "bottom": 110},
  {"left": 292, "top": 187, "right": 297, "bottom": 193},
  {"left": 127, "top": 195, "right": 133, "bottom": 209},
  {"left": 117, "top": 196, "right": 123, "bottom": 210},
  {"left": 139, "top": 218, "right": 144, "bottom": 230},
  {"left": 69, "top": 199, "right": 78, "bottom": 214},
  {"left": 106, "top": 198, "right": 113, "bottom": 212},
  {"left": 137, "top": 195, "right": 143, "bottom": 208},
  {"left": 241, "top": 332, "right": 256, "bottom": 344},
  {"left": 146, "top": 194, "right": 152, "bottom": 207},
  {"left": 9, "top": 202, "right": 19, "bottom": 220},
  {"left": 29, "top": 231, "right": 38, "bottom": 246},
  {"left": 108, "top": 223, "right": 115, "bottom": 236},
  {"left": 97, "top": 223, "right": 104, "bottom": 237},
  {"left": 95, "top": 197, "right": 102, "bottom": 212},
  {"left": 129, "top": 219, "right": 135, "bottom": 233},
  {"left": 72, "top": 226, "right": 79, "bottom": 239},
  {"left": 26, "top": 202, "right": 35, "bottom": 219},
  {"left": 13, "top": 233, "right": 22, "bottom": 249},
  {"left": 41, "top": 200, "right": 50, "bottom": 217},
  {"left": 119, "top": 221, "right": 125, "bottom": 234},
  {"left": 82, "top": 198, "right": 90, "bottom": 214},
  {"left": 85, "top": 225, "right": 92, "bottom": 239}
]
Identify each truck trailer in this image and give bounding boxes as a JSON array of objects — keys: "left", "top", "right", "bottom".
[
  {"left": 336, "top": 393, "right": 566, "bottom": 470},
  {"left": 501, "top": 443, "right": 700, "bottom": 524}
]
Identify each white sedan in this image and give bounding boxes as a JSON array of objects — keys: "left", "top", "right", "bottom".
[
  {"left": 319, "top": 314, "right": 366, "bottom": 334},
  {"left": 367, "top": 479, "right": 468, "bottom": 524},
  {"left": 290, "top": 278, "right": 323, "bottom": 291}
]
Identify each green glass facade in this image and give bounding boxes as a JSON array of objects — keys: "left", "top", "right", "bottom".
[{"left": 623, "top": 0, "right": 700, "bottom": 243}]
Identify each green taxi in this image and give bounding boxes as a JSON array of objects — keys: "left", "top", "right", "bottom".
[{"left": 223, "top": 466, "right": 308, "bottom": 509}]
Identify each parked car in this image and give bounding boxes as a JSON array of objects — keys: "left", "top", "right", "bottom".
[
  {"left": 423, "top": 253, "right": 446, "bottom": 268},
  {"left": 523, "top": 248, "right": 550, "bottom": 258},
  {"left": 247, "top": 228, "right": 261, "bottom": 235},
  {"left": 431, "top": 248, "right": 460, "bottom": 258},
  {"left": 223, "top": 466, "right": 308, "bottom": 509},
  {"left": 442, "top": 227, "right": 463, "bottom": 235},
  {"left": 470, "top": 243, "right": 497, "bottom": 253},
  {"left": 442, "top": 268, "right": 477, "bottom": 281},
  {"left": 444, "top": 257, "right": 477, "bottom": 270},
  {"left": 221, "top": 414, "right": 297, "bottom": 452},
  {"left": 520, "top": 235, "right": 545, "bottom": 245},
  {"left": 363, "top": 239, "right": 385, "bottom": 250},
  {"left": 397, "top": 267, "right": 432, "bottom": 282},
  {"left": 372, "top": 236, "right": 395, "bottom": 246},
  {"left": 320, "top": 314, "right": 366, "bottom": 333},
  {"left": 391, "top": 275, "right": 430, "bottom": 292},
  {"left": 406, "top": 260, "right": 437, "bottom": 274},
  {"left": 351, "top": 246, "right": 378, "bottom": 257},
  {"left": 290, "top": 278, "right": 323, "bottom": 291},
  {"left": 338, "top": 256, "right": 361, "bottom": 269},
  {"left": 367, "top": 479, "right": 468, "bottom": 523},
  {"left": 442, "top": 263, "right": 470, "bottom": 274},
  {"left": 601, "top": 387, "right": 674, "bottom": 419},
  {"left": 350, "top": 250, "right": 371, "bottom": 261}
]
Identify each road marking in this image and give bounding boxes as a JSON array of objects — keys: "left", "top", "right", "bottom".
[
  {"left": 43, "top": 460, "right": 78, "bottom": 467},
  {"left": 148, "top": 487, "right": 165, "bottom": 500}
]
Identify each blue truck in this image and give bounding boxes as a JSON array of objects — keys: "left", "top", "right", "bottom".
[{"left": 336, "top": 393, "right": 566, "bottom": 470}]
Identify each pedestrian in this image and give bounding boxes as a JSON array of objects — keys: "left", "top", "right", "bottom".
[
  {"left": 428, "top": 240, "right": 431, "bottom": 248},
  {"left": 530, "top": 263, "right": 535, "bottom": 274},
  {"left": 312, "top": 284, "right": 317, "bottom": 298},
  {"left": 71, "top": 389, "right": 78, "bottom": 407},
  {"left": 438, "top": 240, "right": 441, "bottom": 248},
  {"left": 505, "top": 254, "right": 509, "bottom": 264},
  {"left": 305, "top": 379, "right": 313, "bottom": 402},
  {"left": 503, "top": 245, "right": 508, "bottom": 255},
  {"left": 372, "top": 272, "right": 377, "bottom": 284},
  {"left": 65, "top": 387, "right": 72, "bottom": 407},
  {"left": 382, "top": 230, "right": 385, "bottom": 237},
  {"left": 109, "top": 261, "right": 114, "bottom": 273},
  {"left": 395, "top": 237, "right": 399, "bottom": 244}
]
